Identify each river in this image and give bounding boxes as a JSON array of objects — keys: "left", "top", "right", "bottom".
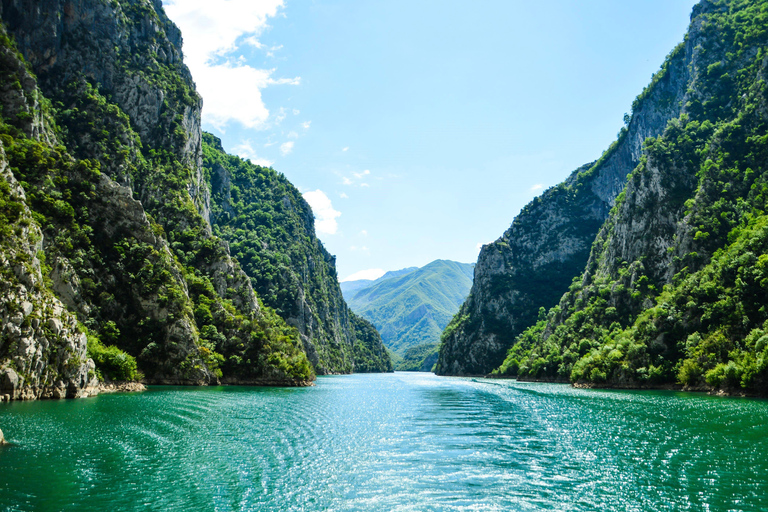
[{"left": 1, "top": 373, "right": 766, "bottom": 511}]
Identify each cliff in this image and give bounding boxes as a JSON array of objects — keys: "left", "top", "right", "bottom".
[
  {"left": 435, "top": 25, "right": 691, "bottom": 376},
  {"left": 490, "top": 0, "right": 768, "bottom": 395},
  {"left": 0, "top": 0, "right": 388, "bottom": 399},
  {"left": 203, "top": 133, "right": 392, "bottom": 374}
]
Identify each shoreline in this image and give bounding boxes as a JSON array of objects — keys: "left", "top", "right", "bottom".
[{"left": 482, "top": 373, "right": 765, "bottom": 398}]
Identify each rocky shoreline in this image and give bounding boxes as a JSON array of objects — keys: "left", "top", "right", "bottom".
[{"left": 483, "top": 374, "right": 763, "bottom": 398}]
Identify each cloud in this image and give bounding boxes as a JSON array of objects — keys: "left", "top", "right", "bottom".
[
  {"left": 341, "top": 268, "right": 385, "bottom": 282},
  {"left": 341, "top": 169, "right": 371, "bottom": 187},
  {"left": 302, "top": 190, "right": 341, "bottom": 235},
  {"left": 280, "top": 141, "right": 295, "bottom": 155},
  {"left": 360, "top": 229, "right": 368, "bottom": 236},
  {"left": 302, "top": 121, "right": 312, "bottom": 129},
  {"left": 530, "top": 183, "right": 545, "bottom": 191},
  {"left": 274, "top": 107, "right": 288, "bottom": 125},
  {"left": 350, "top": 245, "right": 369, "bottom": 252},
  {"left": 232, "top": 140, "right": 273, "bottom": 167},
  {"left": 340, "top": 192, "right": 349, "bottom": 199},
  {"left": 342, "top": 147, "right": 349, "bottom": 152},
  {"left": 163, "top": 0, "right": 299, "bottom": 129},
  {"left": 293, "top": 109, "right": 300, "bottom": 115},
  {"left": 287, "top": 131, "right": 299, "bottom": 139}
]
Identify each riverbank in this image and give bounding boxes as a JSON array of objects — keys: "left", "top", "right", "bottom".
[{"left": 484, "top": 373, "right": 765, "bottom": 398}]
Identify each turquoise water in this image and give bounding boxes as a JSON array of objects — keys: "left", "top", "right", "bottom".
[{"left": 1, "top": 373, "right": 767, "bottom": 511}]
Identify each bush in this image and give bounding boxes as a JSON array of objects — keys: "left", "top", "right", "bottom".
[{"left": 87, "top": 333, "right": 143, "bottom": 382}]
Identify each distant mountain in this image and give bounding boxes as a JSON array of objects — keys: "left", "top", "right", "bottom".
[
  {"left": 341, "top": 267, "right": 418, "bottom": 299},
  {"left": 343, "top": 260, "right": 474, "bottom": 368}
]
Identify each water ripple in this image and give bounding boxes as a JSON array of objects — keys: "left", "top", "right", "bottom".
[{"left": 1, "top": 374, "right": 768, "bottom": 510}]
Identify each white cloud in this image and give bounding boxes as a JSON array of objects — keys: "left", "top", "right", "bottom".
[
  {"left": 360, "top": 229, "right": 368, "bottom": 236},
  {"left": 340, "top": 192, "right": 349, "bottom": 199},
  {"left": 232, "top": 140, "right": 274, "bottom": 167},
  {"left": 287, "top": 131, "right": 299, "bottom": 139},
  {"left": 274, "top": 107, "right": 288, "bottom": 125},
  {"left": 350, "top": 245, "right": 369, "bottom": 252},
  {"left": 293, "top": 109, "right": 300, "bottom": 115},
  {"left": 342, "top": 147, "right": 349, "bottom": 152},
  {"left": 280, "top": 141, "right": 295, "bottom": 155},
  {"left": 341, "top": 169, "right": 371, "bottom": 187},
  {"left": 341, "top": 268, "right": 385, "bottom": 282},
  {"left": 303, "top": 190, "right": 341, "bottom": 235},
  {"left": 530, "top": 183, "right": 545, "bottom": 191},
  {"left": 302, "top": 121, "right": 312, "bottom": 129},
  {"left": 163, "top": 0, "right": 299, "bottom": 129}
]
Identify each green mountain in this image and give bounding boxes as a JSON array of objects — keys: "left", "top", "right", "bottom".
[
  {"left": 344, "top": 260, "right": 473, "bottom": 370},
  {"left": 340, "top": 267, "right": 418, "bottom": 299},
  {"left": 440, "top": 0, "right": 768, "bottom": 395},
  {"left": 0, "top": 0, "right": 389, "bottom": 401}
]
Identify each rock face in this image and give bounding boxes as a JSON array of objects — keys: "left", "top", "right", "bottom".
[
  {"left": 203, "top": 134, "right": 392, "bottom": 374},
  {"left": 458, "top": 0, "right": 768, "bottom": 395},
  {"left": 435, "top": 31, "right": 691, "bottom": 376},
  {"left": 0, "top": 0, "right": 389, "bottom": 396},
  {"left": 0, "top": 0, "right": 319, "bottom": 396},
  {"left": 0, "top": 141, "right": 99, "bottom": 400}
]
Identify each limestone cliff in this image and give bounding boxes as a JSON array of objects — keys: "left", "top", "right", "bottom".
[
  {"left": 493, "top": 0, "right": 768, "bottom": 395},
  {"left": 203, "top": 134, "right": 392, "bottom": 374},
  {"left": 435, "top": 23, "right": 692, "bottom": 376},
  {"left": 0, "top": 0, "right": 389, "bottom": 396},
  {"left": 0, "top": 0, "right": 315, "bottom": 395}
]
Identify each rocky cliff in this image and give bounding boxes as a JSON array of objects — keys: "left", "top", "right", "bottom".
[
  {"left": 203, "top": 133, "right": 392, "bottom": 374},
  {"left": 435, "top": 27, "right": 692, "bottom": 376},
  {"left": 0, "top": 0, "right": 388, "bottom": 399},
  {"left": 489, "top": 0, "right": 768, "bottom": 395}
]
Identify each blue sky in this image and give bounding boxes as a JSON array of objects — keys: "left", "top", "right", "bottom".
[{"left": 163, "top": 0, "right": 698, "bottom": 281}]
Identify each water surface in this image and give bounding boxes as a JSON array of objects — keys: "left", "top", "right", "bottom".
[{"left": 1, "top": 373, "right": 766, "bottom": 511}]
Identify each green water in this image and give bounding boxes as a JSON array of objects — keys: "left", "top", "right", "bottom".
[{"left": 1, "top": 373, "right": 766, "bottom": 511}]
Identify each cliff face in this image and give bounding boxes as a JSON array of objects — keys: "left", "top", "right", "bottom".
[
  {"left": 203, "top": 134, "right": 392, "bottom": 374},
  {"left": 435, "top": 25, "right": 692, "bottom": 376},
  {"left": 0, "top": 0, "right": 319, "bottom": 397},
  {"left": 495, "top": 0, "right": 768, "bottom": 395},
  {"left": 0, "top": 0, "right": 389, "bottom": 397}
]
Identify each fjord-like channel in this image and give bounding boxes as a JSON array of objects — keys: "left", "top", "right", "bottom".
[{"left": 1, "top": 373, "right": 766, "bottom": 511}]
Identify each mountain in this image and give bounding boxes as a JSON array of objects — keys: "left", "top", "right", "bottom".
[
  {"left": 0, "top": 0, "right": 389, "bottom": 401},
  {"left": 439, "top": 0, "right": 768, "bottom": 395},
  {"left": 345, "top": 260, "right": 474, "bottom": 368},
  {"left": 202, "top": 134, "right": 390, "bottom": 374},
  {"left": 340, "top": 267, "right": 418, "bottom": 300}
]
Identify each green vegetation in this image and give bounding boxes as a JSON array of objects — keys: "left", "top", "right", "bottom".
[
  {"left": 345, "top": 260, "right": 474, "bottom": 357},
  {"left": 397, "top": 343, "right": 439, "bottom": 372},
  {"left": 493, "top": 0, "right": 768, "bottom": 394},
  {"left": 202, "top": 132, "right": 391, "bottom": 373},
  {"left": 0, "top": 3, "right": 315, "bottom": 386}
]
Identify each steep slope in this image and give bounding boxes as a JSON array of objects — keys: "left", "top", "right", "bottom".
[
  {"left": 435, "top": 5, "right": 697, "bottom": 376},
  {"left": 340, "top": 267, "right": 418, "bottom": 300},
  {"left": 346, "top": 260, "right": 474, "bottom": 355},
  {"left": 202, "top": 134, "right": 391, "bottom": 374},
  {"left": 0, "top": 0, "right": 319, "bottom": 396},
  {"left": 497, "top": 0, "right": 768, "bottom": 395}
]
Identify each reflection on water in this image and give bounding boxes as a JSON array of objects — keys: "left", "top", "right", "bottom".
[{"left": 1, "top": 373, "right": 766, "bottom": 511}]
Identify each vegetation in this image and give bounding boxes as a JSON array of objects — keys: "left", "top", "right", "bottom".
[
  {"left": 202, "top": 132, "right": 391, "bottom": 373},
  {"left": 0, "top": 2, "right": 315, "bottom": 386},
  {"left": 494, "top": 0, "right": 768, "bottom": 394},
  {"left": 397, "top": 343, "right": 439, "bottom": 372},
  {"left": 345, "top": 260, "right": 474, "bottom": 356}
]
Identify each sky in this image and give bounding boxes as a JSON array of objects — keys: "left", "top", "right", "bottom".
[{"left": 162, "top": 0, "right": 699, "bottom": 282}]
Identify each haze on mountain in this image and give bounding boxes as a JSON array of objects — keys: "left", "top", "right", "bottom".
[{"left": 342, "top": 260, "right": 474, "bottom": 370}]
